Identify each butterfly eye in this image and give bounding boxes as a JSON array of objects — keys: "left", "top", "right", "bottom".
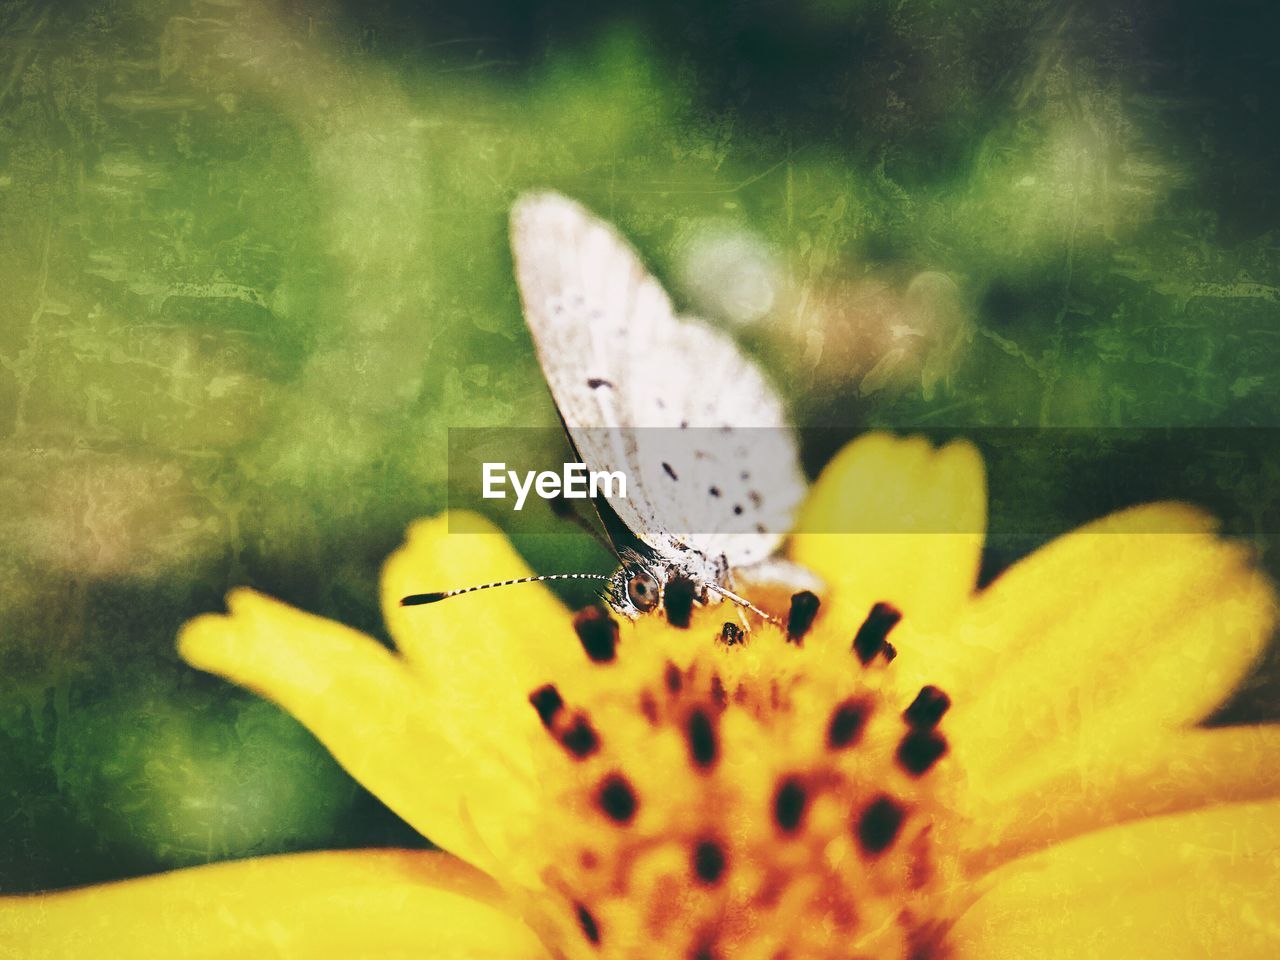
[{"left": 626, "top": 571, "right": 661, "bottom": 612}]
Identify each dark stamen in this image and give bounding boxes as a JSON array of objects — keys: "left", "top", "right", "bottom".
[
  {"left": 827, "top": 697, "right": 871, "bottom": 750},
  {"left": 710, "top": 674, "right": 728, "bottom": 710},
  {"left": 903, "top": 685, "right": 951, "bottom": 728},
  {"left": 640, "top": 692, "right": 659, "bottom": 724},
  {"left": 719, "top": 621, "right": 744, "bottom": 646},
  {"left": 560, "top": 714, "right": 600, "bottom": 759},
  {"left": 576, "top": 902, "right": 601, "bottom": 944},
  {"left": 786, "top": 590, "right": 821, "bottom": 644},
  {"left": 597, "top": 774, "right": 639, "bottom": 824},
  {"left": 692, "top": 839, "right": 727, "bottom": 885},
  {"left": 574, "top": 605, "right": 620, "bottom": 663},
  {"left": 853, "top": 602, "right": 902, "bottom": 664},
  {"left": 665, "top": 661, "right": 684, "bottom": 693},
  {"left": 773, "top": 776, "right": 808, "bottom": 834},
  {"left": 686, "top": 708, "right": 718, "bottom": 770},
  {"left": 665, "top": 577, "right": 696, "bottom": 628},
  {"left": 528, "top": 685, "right": 564, "bottom": 727},
  {"left": 897, "top": 728, "right": 948, "bottom": 777},
  {"left": 856, "top": 795, "right": 905, "bottom": 857}
]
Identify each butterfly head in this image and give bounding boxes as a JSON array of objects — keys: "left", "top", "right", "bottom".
[{"left": 605, "top": 548, "right": 723, "bottom": 621}]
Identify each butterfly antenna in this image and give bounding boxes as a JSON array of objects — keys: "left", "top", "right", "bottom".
[
  {"left": 706, "top": 583, "right": 785, "bottom": 628},
  {"left": 401, "top": 572, "right": 612, "bottom": 606}
]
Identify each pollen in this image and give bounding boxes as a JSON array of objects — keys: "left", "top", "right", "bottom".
[{"left": 518, "top": 600, "right": 967, "bottom": 960}]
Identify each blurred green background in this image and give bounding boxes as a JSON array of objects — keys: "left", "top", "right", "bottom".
[{"left": 2, "top": 0, "right": 1278, "bottom": 892}]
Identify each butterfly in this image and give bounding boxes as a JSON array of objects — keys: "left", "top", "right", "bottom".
[{"left": 405, "top": 193, "right": 814, "bottom": 627}]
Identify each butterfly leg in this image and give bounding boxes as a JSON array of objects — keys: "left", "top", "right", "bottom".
[
  {"left": 722, "top": 568, "right": 760, "bottom": 634},
  {"left": 721, "top": 558, "right": 826, "bottom": 629}
]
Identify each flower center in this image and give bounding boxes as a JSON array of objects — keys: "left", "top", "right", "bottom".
[{"left": 517, "top": 596, "right": 964, "bottom": 960}]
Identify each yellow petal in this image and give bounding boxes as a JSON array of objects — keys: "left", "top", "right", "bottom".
[
  {"left": 965, "top": 724, "right": 1280, "bottom": 873},
  {"left": 178, "top": 590, "right": 536, "bottom": 876},
  {"left": 789, "top": 434, "right": 985, "bottom": 666},
  {"left": 382, "top": 512, "right": 583, "bottom": 702},
  {"left": 380, "top": 515, "right": 593, "bottom": 870},
  {"left": 0, "top": 849, "right": 547, "bottom": 960},
  {"left": 951, "top": 799, "right": 1280, "bottom": 958},
  {"left": 949, "top": 503, "right": 1276, "bottom": 791}
]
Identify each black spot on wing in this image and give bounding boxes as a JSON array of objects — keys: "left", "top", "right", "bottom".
[
  {"left": 663, "top": 462, "right": 679, "bottom": 481},
  {"left": 587, "top": 377, "right": 614, "bottom": 390}
]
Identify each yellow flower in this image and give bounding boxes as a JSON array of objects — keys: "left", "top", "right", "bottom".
[{"left": 5, "top": 433, "right": 1280, "bottom": 958}]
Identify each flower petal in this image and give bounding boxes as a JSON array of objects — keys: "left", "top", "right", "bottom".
[
  {"left": 178, "top": 590, "right": 536, "bottom": 875},
  {"left": 380, "top": 515, "right": 592, "bottom": 868},
  {"left": 0, "top": 849, "right": 547, "bottom": 960},
  {"left": 948, "top": 503, "right": 1276, "bottom": 791},
  {"left": 951, "top": 799, "right": 1280, "bottom": 958},
  {"left": 382, "top": 513, "right": 583, "bottom": 704},
  {"left": 790, "top": 433, "right": 986, "bottom": 636},
  {"left": 964, "top": 724, "right": 1280, "bottom": 873}
]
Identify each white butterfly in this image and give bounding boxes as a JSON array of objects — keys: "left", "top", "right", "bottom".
[{"left": 507, "top": 193, "right": 810, "bottom": 623}]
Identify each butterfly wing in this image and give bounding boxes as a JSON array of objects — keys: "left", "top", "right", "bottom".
[
  {"left": 620, "top": 321, "right": 804, "bottom": 566},
  {"left": 509, "top": 192, "right": 804, "bottom": 567}
]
